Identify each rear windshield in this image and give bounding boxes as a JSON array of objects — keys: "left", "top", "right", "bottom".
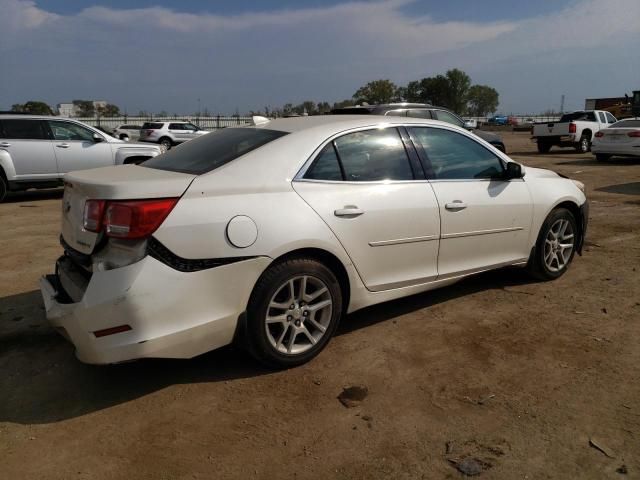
[
  {"left": 610, "top": 119, "right": 640, "bottom": 128},
  {"left": 559, "top": 112, "right": 596, "bottom": 122},
  {"left": 142, "top": 122, "right": 163, "bottom": 129},
  {"left": 142, "top": 127, "right": 289, "bottom": 174}
]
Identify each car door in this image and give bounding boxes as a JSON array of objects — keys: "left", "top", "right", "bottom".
[
  {"left": 293, "top": 127, "right": 441, "bottom": 292},
  {"left": 47, "top": 120, "right": 114, "bottom": 174},
  {"left": 408, "top": 126, "right": 533, "bottom": 278},
  {"left": 168, "top": 123, "right": 187, "bottom": 142},
  {"left": 0, "top": 119, "right": 57, "bottom": 179},
  {"left": 182, "top": 123, "right": 200, "bottom": 140}
]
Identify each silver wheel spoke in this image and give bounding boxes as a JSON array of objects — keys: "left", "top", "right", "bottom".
[
  {"left": 269, "top": 300, "right": 289, "bottom": 310},
  {"left": 299, "top": 276, "right": 308, "bottom": 302},
  {"left": 306, "top": 286, "right": 327, "bottom": 302},
  {"left": 288, "top": 280, "right": 296, "bottom": 303},
  {"left": 266, "top": 314, "right": 287, "bottom": 324},
  {"left": 301, "top": 327, "right": 317, "bottom": 345},
  {"left": 308, "top": 317, "right": 327, "bottom": 333},
  {"left": 308, "top": 299, "right": 332, "bottom": 312},
  {"left": 276, "top": 325, "right": 289, "bottom": 349},
  {"left": 287, "top": 330, "right": 298, "bottom": 353}
]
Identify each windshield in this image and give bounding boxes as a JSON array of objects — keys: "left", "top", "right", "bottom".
[{"left": 142, "top": 127, "right": 289, "bottom": 174}]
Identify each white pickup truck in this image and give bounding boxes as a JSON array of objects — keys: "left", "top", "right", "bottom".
[{"left": 532, "top": 110, "right": 617, "bottom": 153}]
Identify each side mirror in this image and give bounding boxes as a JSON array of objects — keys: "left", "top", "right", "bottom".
[
  {"left": 93, "top": 133, "right": 105, "bottom": 143},
  {"left": 504, "top": 162, "right": 524, "bottom": 180}
]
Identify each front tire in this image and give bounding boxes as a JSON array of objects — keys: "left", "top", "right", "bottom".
[
  {"left": 245, "top": 257, "right": 343, "bottom": 368},
  {"left": 0, "top": 175, "right": 7, "bottom": 203},
  {"left": 576, "top": 135, "right": 590, "bottom": 153},
  {"left": 527, "top": 208, "right": 577, "bottom": 280}
]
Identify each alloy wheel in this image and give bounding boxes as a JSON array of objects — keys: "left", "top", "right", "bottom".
[
  {"left": 265, "top": 275, "right": 333, "bottom": 355},
  {"left": 544, "top": 218, "right": 575, "bottom": 272}
]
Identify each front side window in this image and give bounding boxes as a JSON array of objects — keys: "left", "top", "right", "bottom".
[
  {"left": 183, "top": 123, "right": 199, "bottom": 131},
  {"left": 433, "top": 110, "right": 464, "bottom": 127},
  {"left": 333, "top": 128, "right": 414, "bottom": 181},
  {"left": 0, "top": 119, "right": 48, "bottom": 140},
  {"left": 143, "top": 127, "right": 288, "bottom": 174},
  {"left": 409, "top": 127, "right": 504, "bottom": 180},
  {"left": 48, "top": 121, "right": 96, "bottom": 141},
  {"left": 598, "top": 112, "right": 606, "bottom": 123}
]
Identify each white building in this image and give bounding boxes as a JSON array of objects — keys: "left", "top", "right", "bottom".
[{"left": 56, "top": 100, "right": 109, "bottom": 117}]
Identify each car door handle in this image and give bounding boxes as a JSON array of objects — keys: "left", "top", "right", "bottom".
[
  {"left": 334, "top": 206, "right": 365, "bottom": 217},
  {"left": 0, "top": 142, "right": 10, "bottom": 148},
  {"left": 445, "top": 201, "right": 467, "bottom": 211},
  {"left": 57, "top": 143, "right": 70, "bottom": 148}
]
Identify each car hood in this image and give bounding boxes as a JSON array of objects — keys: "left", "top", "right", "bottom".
[
  {"left": 522, "top": 166, "right": 563, "bottom": 179},
  {"left": 474, "top": 129, "right": 503, "bottom": 144}
]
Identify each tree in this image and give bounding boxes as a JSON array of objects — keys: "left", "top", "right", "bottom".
[
  {"left": 317, "top": 102, "right": 332, "bottom": 114},
  {"left": 332, "top": 99, "right": 355, "bottom": 109},
  {"left": 404, "top": 76, "right": 450, "bottom": 106},
  {"left": 444, "top": 68, "right": 471, "bottom": 114},
  {"left": 467, "top": 85, "right": 499, "bottom": 117},
  {"left": 73, "top": 100, "right": 95, "bottom": 116},
  {"left": 11, "top": 101, "right": 54, "bottom": 115},
  {"left": 353, "top": 79, "right": 400, "bottom": 104},
  {"left": 96, "top": 103, "right": 120, "bottom": 117}
]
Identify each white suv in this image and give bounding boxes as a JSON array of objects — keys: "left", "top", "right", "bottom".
[
  {"left": 0, "top": 115, "right": 162, "bottom": 202},
  {"left": 138, "top": 121, "right": 209, "bottom": 151},
  {"left": 112, "top": 124, "right": 142, "bottom": 141}
]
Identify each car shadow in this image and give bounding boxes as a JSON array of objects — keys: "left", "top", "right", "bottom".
[
  {"left": 0, "top": 267, "right": 534, "bottom": 425},
  {"left": 595, "top": 182, "right": 640, "bottom": 196},
  {"left": 2, "top": 188, "right": 63, "bottom": 203},
  {"left": 555, "top": 157, "right": 639, "bottom": 167}
]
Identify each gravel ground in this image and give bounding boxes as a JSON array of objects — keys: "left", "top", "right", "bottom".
[{"left": 1, "top": 132, "right": 638, "bottom": 479}]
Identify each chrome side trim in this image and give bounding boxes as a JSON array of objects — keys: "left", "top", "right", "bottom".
[
  {"left": 442, "top": 226, "right": 524, "bottom": 239},
  {"left": 368, "top": 235, "right": 439, "bottom": 247}
]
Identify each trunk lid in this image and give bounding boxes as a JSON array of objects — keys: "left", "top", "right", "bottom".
[{"left": 61, "top": 165, "right": 196, "bottom": 254}]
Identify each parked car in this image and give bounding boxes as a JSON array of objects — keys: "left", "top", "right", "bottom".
[
  {"left": 531, "top": 110, "right": 617, "bottom": 153},
  {"left": 138, "top": 121, "right": 209, "bottom": 151},
  {"left": 591, "top": 118, "right": 640, "bottom": 161},
  {"left": 0, "top": 115, "right": 162, "bottom": 202},
  {"left": 40, "top": 115, "right": 587, "bottom": 368},
  {"left": 331, "top": 103, "right": 506, "bottom": 152},
  {"left": 112, "top": 124, "right": 142, "bottom": 141},
  {"left": 487, "top": 115, "right": 509, "bottom": 126}
]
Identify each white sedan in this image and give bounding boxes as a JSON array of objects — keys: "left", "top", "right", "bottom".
[
  {"left": 40, "top": 115, "right": 588, "bottom": 368},
  {"left": 592, "top": 118, "right": 640, "bottom": 161}
]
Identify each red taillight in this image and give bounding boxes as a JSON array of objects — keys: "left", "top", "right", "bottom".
[
  {"left": 83, "top": 200, "right": 106, "bottom": 232},
  {"left": 628, "top": 131, "right": 640, "bottom": 137},
  {"left": 568, "top": 122, "right": 576, "bottom": 134},
  {"left": 595, "top": 131, "right": 604, "bottom": 138},
  {"left": 83, "top": 198, "right": 178, "bottom": 239}
]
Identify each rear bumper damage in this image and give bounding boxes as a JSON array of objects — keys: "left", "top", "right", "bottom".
[{"left": 39, "top": 252, "right": 271, "bottom": 364}]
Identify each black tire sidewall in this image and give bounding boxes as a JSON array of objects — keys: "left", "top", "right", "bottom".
[
  {"left": 577, "top": 136, "right": 590, "bottom": 153},
  {"left": 537, "top": 142, "right": 551, "bottom": 154},
  {"left": 159, "top": 137, "right": 172, "bottom": 149},
  {"left": 533, "top": 208, "right": 577, "bottom": 280},
  {"left": 246, "top": 258, "right": 343, "bottom": 368},
  {"left": 0, "top": 176, "right": 7, "bottom": 203}
]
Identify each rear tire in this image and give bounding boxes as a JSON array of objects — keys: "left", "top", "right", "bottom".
[
  {"left": 527, "top": 208, "right": 577, "bottom": 281},
  {"left": 245, "top": 257, "right": 343, "bottom": 369},
  {"left": 537, "top": 141, "right": 551, "bottom": 154},
  {"left": 159, "top": 137, "right": 172, "bottom": 152},
  {"left": 595, "top": 153, "right": 611, "bottom": 162},
  {"left": 576, "top": 135, "right": 590, "bottom": 153}
]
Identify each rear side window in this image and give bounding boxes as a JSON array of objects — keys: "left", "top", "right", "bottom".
[
  {"left": 560, "top": 111, "right": 596, "bottom": 122},
  {"left": 142, "top": 122, "right": 163, "bottom": 129},
  {"left": 605, "top": 112, "right": 617, "bottom": 123},
  {"left": 169, "top": 123, "right": 186, "bottom": 130},
  {"left": 143, "top": 127, "right": 289, "bottom": 174},
  {"left": 407, "top": 109, "right": 432, "bottom": 119},
  {"left": 410, "top": 127, "right": 504, "bottom": 180},
  {"left": 433, "top": 110, "right": 464, "bottom": 127},
  {"left": 0, "top": 119, "right": 48, "bottom": 140},
  {"left": 334, "top": 128, "right": 414, "bottom": 181},
  {"left": 305, "top": 144, "right": 343, "bottom": 181}
]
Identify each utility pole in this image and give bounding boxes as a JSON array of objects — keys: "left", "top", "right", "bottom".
[{"left": 560, "top": 94, "right": 565, "bottom": 114}]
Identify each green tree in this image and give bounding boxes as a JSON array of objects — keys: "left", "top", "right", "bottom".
[
  {"left": 404, "top": 76, "right": 450, "bottom": 105},
  {"left": 11, "top": 101, "right": 54, "bottom": 115},
  {"left": 353, "top": 79, "right": 399, "bottom": 104},
  {"left": 444, "top": 68, "right": 471, "bottom": 114},
  {"left": 332, "top": 99, "right": 355, "bottom": 109},
  {"left": 467, "top": 85, "right": 499, "bottom": 117},
  {"left": 73, "top": 100, "right": 95, "bottom": 116},
  {"left": 317, "top": 101, "right": 332, "bottom": 114},
  {"left": 100, "top": 103, "right": 120, "bottom": 117}
]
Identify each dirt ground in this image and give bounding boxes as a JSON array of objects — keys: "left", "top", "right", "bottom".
[{"left": 1, "top": 132, "right": 639, "bottom": 479}]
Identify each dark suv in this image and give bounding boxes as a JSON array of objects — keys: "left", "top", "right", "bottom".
[{"left": 331, "top": 103, "right": 506, "bottom": 153}]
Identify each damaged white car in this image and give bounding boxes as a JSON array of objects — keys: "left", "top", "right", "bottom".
[{"left": 40, "top": 115, "right": 588, "bottom": 368}]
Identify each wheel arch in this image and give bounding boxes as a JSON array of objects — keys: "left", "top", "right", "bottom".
[
  {"left": 547, "top": 200, "right": 585, "bottom": 255},
  {"left": 581, "top": 128, "right": 593, "bottom": 140},
  {"left": 269, "top": 247, "right": 351, "bottom": 313}
]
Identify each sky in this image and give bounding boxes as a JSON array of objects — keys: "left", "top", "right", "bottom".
[{"left": 1, "top": 0, "right": 639, "bottom": 115}]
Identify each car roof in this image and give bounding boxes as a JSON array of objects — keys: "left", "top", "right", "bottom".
[
  {"left": 252, "top": 114, "right": 445, "bottom": 135},
  {"left": 0, "top": 114, "right": 67, "bottom": 120}
]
